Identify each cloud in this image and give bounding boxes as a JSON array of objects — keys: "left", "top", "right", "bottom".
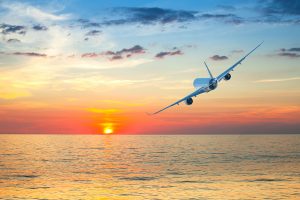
[
  {"left": 155, "top": 50, "right": 183, "bottom": 59},
  {"left": 76, "top": 7, "right": 242, "bottom": 28},
  {"left": 276, "top": 48, "right": 300, "bottom": 58},
  {"left": 102, "top": 4, "right": 300, "bottom": 27},
  {"left": 0, "top": 51, "right": 46, "bottom": 57},
  {"left": 281, "top": 48, "right": 300, "bottom": 52},
  {"left": 2, "top": 2, "right": 71, "bottom": 22},
  {"left": 199, "top": 13, "right": 243, "bottom": 24},
  {"left": 81, "top": 53, "right": 98, "bottom": 58},
  {"left": 85, "top": 30, "right": 102, "bottom": 36},
  {"left": 77, "top": 19, "right": 101, "bottom": 28},
  {"left": 116, "top": 45, "right": 145, "bottom": 55},
  {"left": 0, "top": 23, "right": 26, "bottom": 35},
  {"left": 262, "top": 0, "right": 300, "bottom": 15},
  {"left": 104, "top": 7, "right": 198, "bottom": 25},
  {"left": 232, "top": 49, "right": 244, "bottom": 53},
  {"left": 278, "top": 52, "right": 300, "bottom": 58},
  {"left": 210, "top": 55, "right": 228, "bottom": 61},
  {"left": 78, "top": 5, "right": 299, "bottom": 28},
  {"left": 12, "top": 52, "right": 47, "bottom": 57},
  {"left": 289, "top": 48, "right": 300, "bottom": 51},
  {"left": 101, "top": 51, "right": 115, "bottom": 56},
  {"left": 32, "top": 24, "right": 48, "bottom": 31},
  {"left": 251, "top": 16, "right": 300, "bottom": 25},
  {"left": 253, "top": 0, "right": 300, "bottom": 24},
  {"left": 200, "top": 13, "right": 236, "bottom": 19},
  {"left": 81, "top": 45, "right": 146, "bottom": 60},
  {"left": 110, "top": 55, "right": 123, "bottom": 60},
  {"left": 7, "top": 38, "right": 21, "bottom": 43},
  {"left": 255, "top": 77, "right": 300, "bottom": 83}
]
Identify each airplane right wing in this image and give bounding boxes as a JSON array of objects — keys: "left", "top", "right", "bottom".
[
  {"left": 217, "top": 41, "right": 263, "bottom": 82},
  {"left": 150, "top": 87, "right": 207, "bottom": 115}
]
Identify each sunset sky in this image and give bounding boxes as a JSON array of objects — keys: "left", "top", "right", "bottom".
[{"left": 0, "top": 0, "right": 299, "bottom": 134}]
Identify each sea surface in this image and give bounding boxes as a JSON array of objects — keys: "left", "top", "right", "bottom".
[{"left": 0, "top": 134, "right": 299, "bottom": 200}]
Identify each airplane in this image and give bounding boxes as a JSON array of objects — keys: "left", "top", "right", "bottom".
[{"left": 150, "top": 42, "right": 263, "bottom": 115}]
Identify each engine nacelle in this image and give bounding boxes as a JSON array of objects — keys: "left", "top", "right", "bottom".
[
  {"left": 209, "top": 78, "right": 218, "bottom": 90},
  {"left": 185, "top": 97, "right": 193, "bottom": 105},
  {"left": 224, "top": 73, "right": 231, "bottom": 81}
]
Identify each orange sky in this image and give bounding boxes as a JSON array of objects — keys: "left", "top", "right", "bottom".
[{"left": 0, "top": 1, "right": 299, "bottom": 134}]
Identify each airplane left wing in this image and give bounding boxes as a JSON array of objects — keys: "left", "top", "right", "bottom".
[{"left": 150, "top": 87, "right": 207, "bottom": 115}]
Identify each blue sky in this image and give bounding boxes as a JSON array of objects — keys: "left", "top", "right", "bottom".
[{"left": 0, "top": 0, "right": 299, "bottom": 134}]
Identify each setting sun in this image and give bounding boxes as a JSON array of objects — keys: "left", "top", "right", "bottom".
[{"left": 103, "top": 127, "right": 113, "bottom": 134}]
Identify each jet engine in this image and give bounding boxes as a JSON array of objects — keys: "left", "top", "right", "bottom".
[
  {"left": 224, "top": 73, "right": 231, "bottom": 81},
  {"left": 209, "top": 78, "right": 218, "bottom": 90},
  {"left": 185, "top": 97, "right": 193, "bottom": 105}
]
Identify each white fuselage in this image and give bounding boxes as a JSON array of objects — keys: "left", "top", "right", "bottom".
[{"left": 193, "top": 78, "right": 218, "bottom": 92}]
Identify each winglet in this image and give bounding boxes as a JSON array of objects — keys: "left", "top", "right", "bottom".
[{"left": 204, "top": 62, "right": 214, "bottom": 79}]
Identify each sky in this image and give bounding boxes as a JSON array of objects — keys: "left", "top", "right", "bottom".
[{"left": 0, "top": 0, "right": 299, "bottom": 134}]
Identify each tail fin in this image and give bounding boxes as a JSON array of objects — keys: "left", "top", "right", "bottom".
[{"left": 204, "top": 62, "right": 214, "bottom": 79}]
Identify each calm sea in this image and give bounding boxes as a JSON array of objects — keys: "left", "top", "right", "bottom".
[{"left": 0, "top": 134, "right": 299, "bottom": 200}]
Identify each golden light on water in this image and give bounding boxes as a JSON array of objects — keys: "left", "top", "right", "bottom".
[{"left": 1, "top": 135, "right": 300, "bottom": 199}]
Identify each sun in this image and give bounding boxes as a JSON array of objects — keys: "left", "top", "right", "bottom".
[
  {"left": 103, "top": 127, "right": 113, "bottom": 134},
  {"left": 100, "top": 122, "right": 115, "bottom": 135}
]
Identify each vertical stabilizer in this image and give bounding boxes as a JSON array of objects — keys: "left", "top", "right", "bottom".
[{"left": 204, "top": 62, "right": 214, "bottom": 79}]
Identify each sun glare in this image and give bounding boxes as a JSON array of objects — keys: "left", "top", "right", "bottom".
[{"left": 103, "top": 127, "right": 113, "bottom": 134}]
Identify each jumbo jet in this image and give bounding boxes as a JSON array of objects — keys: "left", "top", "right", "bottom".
[{"left": 150, "top": 42, "right": 263, "bottom": 115}]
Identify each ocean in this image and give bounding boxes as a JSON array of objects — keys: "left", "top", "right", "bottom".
[{"left": 0, "top": 134, "right": 299, "bottom": 200}]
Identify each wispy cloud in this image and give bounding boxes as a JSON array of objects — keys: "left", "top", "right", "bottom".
[
  {"left": 281, "top": 48, "right": 300, "bottom": 52},
  {"left": 106, "top": 7, "right": 198, "bottom": 25},
  {"left": 77, "top": 19, "right": 101, "bottom": 28},
  {"left": 32, "top": 24, "right": 48, "bottom": 31},
  {"left": 110, "top": 55, "right": 123, "bottom": 61},
  {"left": 255, "top": 77, "right": 300, "bottom": 83},
  {"left": 232, "top": 49, "right": 244, "bottom": 53},
  {"left": 81, "top": 45, "right": 146, "bottom": 60},
  {"left": 0, "top": 23, "right": 26, "bottom": 35},
  {"left": 76, "top": 7, "right": 199, "bottom": 28},
  {"left": 104, "top": 7, "right": 244, "bottom": 26},
  {"left": 81, "top": 53, "right": 98, "bottom": 58},
  {"left": 261, "top": 0, "right": 300, "bottom": 16},
  {"left": 252, "top": 0, "right": 300, "bottom": 25},
  {"left": 7, "top": 38, "right": 21, "bottom": 43},
  {"left": 275, "top": 48, "right": 300, "bottom": 58},
  {"left": 2, "top": 2, "right": 71, "bottom": 22},
  {"left": 85, "top": 30, "right": 101, "bottom": 36},
  {"left": 155, "top": 49, "right": 183, "bottom": 59},
  {"left": 210, "top": 55, "right": 228, "bottom": 61},
  {"left": 278, "top": 52, "right": 300, "bottom": 58},
  {"left": 12, "top": 52, "right": 47, "bottom": 57},
  {"left": 73, "top": 4, "right": 300, "bottom": 31},
  {"left": 0, "top": 51, "right": 47, "bottom": 57}
]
